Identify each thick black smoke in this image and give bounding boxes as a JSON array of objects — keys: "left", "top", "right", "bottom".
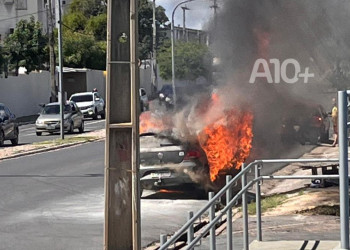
[{"left": 202, "top": 0, "right": 350, "bottom": 159}]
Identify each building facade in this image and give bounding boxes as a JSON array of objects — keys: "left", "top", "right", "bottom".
[{"left": 0, "top": 0, "right": 72, "bottom": 41}]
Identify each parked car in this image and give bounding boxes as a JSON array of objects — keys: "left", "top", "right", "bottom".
[
  {"left": 35, "top": 101, "right": 84, "bottom": 136},
  {"left": 69, "top": 92, "right": 105, "bottom": 119},
  {"left": 139, "top": 88, "right": 149, "bottom": 112},
  {"left": 0, "top": 103, "right": 19, "bottom": 146},
  {"left": 281, "top": 104, "right": 330, "bottom": 145},
  {"left": 139, "top": 132, "right": 210, "bottom": 195}
]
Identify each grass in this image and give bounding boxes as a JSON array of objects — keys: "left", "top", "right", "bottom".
[
  {"left": 33, "top": 136, "right": 100, "bottom": 146},
  {"left": 247, "top": 194, "right": 288, "bottom": 215}
]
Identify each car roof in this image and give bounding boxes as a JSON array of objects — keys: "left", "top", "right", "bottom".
[{"left": 70, "top": 92, "right": 94, "bottom": 96}]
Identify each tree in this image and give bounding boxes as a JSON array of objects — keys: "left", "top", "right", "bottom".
[
  {"left": 3, "top": 16, "right": 48, "bottom": 75},
  {"left": 158, "top": 41, "right": 212, "bottom": 81},
  {"left": 62, "top": 31, "right": 106, "bottom": 70},
  {"left": 62, "top": 0, "right": 169, "bottom": 68},
  {"left": 138, "top": 0, "right": 169, "bottom": 60}
]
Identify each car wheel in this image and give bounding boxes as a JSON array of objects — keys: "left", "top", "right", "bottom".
[
  {"left": 78, "top": 120, "right": 84, "bottom": 133},
  {"left": 0, "top": 130, "right": 4, "bottom": 146},
  {"left": 93, "top": 109, "right": 98, "bottom": 120},
  {"left": 10, "top": 129, "right": 19, "bottom": 146},
  {"left": 101, "top": 108, "right": 106, "bottom": 119},
  {"left": 69, "top": 122, "right": 74, "bottom": 134},
  {"left": 36, "top": 132, "right": 42, "bottom": 136}
]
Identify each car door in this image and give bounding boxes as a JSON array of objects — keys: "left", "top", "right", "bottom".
[
  {"left": 3, "top": 106, "right": 15, "bottom": 139},
  {"left": 72, "top": 102, "right": 83, "bottom": 127},
  {"left": 69, "top": 103, "right": 79, "bottom": 127}
]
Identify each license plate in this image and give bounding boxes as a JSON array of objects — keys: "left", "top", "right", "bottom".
[
  {"left": 151, "top": 172, "right": 171, "bottom": 178},
  {"left": 48, "top": 125, "right": 55, "bottom": 130}
]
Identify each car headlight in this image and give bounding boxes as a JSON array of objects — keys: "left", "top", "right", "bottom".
[
  {"left": 159, "top": 93, "right": 164, "bottom": 98},
  {"left": 36, "top": 120, "right": 43, "bottom": 125},
  {"left": 165, "top": 97, "right": 171, "bottom": 102}
]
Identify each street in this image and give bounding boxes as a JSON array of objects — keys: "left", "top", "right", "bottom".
[
  {"left": 15, "top": 119, "right": 105, "bottom": 145},
  {"left": 0, "top": 141, "right": 207, "bottom": 250}
]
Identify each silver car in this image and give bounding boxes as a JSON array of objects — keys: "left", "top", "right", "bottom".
[
  {"left": 35, "top": 102, "right": 84, "bottom": 136},
  {"left": 140, "top": 133, "right": 210, "bottom": 195}
]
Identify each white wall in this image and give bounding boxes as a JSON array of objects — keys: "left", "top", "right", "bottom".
[
  {"left": 86, "top": 70, "right": 106, "bottom": 99},
  {"left": 0, "top": 71, "right": 51, "bottom": 117}
]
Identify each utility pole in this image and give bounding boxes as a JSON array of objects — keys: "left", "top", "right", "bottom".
[
  {"left": 181, "top": 5, "right": 189, "bottom": 41},
  {"left": 151, "top": 0, "right": 158, "bottom": 95},
  {"left": 104, "top": 0, "right": 140, "bottom": 249},
  {"left": 210, "top": 0, "right": 218, "bottom": 28},
  {"left": 48, "top": 0, "right": 57, "bottom": 102},
  {"left": 56, "top": 0, "right": 64, "bottom": 139}
]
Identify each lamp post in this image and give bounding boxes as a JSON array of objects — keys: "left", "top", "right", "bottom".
[{"left": 171, "top": 0, "right": 193, "bottom": 108}]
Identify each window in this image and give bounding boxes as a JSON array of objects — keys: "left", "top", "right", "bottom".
[
  {"left": 4, "top": 106, "right": 11, "bottom": 117},
  {"left": 16, "top": 0, "right": 27, "bottom": 10},
  {"left": 70, "top": 95, "right": 93, "bottom": 103}
]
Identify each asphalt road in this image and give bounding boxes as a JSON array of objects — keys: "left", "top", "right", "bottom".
[
  {"left": 0, "top": 141, "right": 207, "bottom": 250},
  {"left": 14, "top": 118, "right": 105, "bottom": 145}
]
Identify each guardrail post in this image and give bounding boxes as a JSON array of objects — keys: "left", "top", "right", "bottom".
[
  {"left": 187, "top": 211, "right": 194, "bottom": 245},
  {"left": 339, "top": 91, "right": 349, "bottom": 250},
  {"left": 226, "top": 175, "right": 233, "bottom": 250},
  {"left": 209, "top": 192, "right": 216, "bottom": 250},
  {"left": 241, "top": 163, "right": 249, "bottom": 250},
  {"left": 255, "top": 164, "right": 262, "bottom": 241},
  {"left": 160, "top": 234, "right": 167, "bottom": 248}
]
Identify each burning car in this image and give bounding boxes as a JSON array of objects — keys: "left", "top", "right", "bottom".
[{"left": 139, "top": 132, "right": 210, "bottom": 195}]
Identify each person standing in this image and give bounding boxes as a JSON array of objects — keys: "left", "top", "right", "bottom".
[{"left": 331, "top": 98, "right": 338, "bottom": 147}]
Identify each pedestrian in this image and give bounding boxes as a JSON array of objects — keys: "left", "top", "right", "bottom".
[
  {"left": 92, "top": 88, "right": 98, "bottom": 93},
  {"left": 331, "top": 98, "right": 338, "bottom": 147}
]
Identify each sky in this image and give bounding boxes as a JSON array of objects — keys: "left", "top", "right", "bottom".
[{"left": 156, "top": 0, "right": 222, "bottom": 30}]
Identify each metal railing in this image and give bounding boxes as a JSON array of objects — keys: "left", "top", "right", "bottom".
[
  {"left": 159, "top": 158, "right": 342, "bottom": 250},
  {"left": 158, "top": 90, "right": 350, "bottom": 250}
]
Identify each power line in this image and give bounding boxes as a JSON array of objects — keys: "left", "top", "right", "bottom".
[{"left": 0, "top": 9, "right": 47, "bottom": 23}]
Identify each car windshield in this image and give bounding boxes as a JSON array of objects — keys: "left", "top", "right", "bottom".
[
  {"left": 70, "top": 95, "right": 93, "bottom": 102},
  {"left": 42, "top": 104, "right": 71, "bottom": 114}
]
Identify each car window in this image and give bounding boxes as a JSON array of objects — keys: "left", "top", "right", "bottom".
[
  {"left": 70, "top": 95, "right": 93, "bottom": 102},
  {"left": 4, "top": 106, "right": 11, "bottom": 116},
  {"left": 140, "top": 89, "right": 146, "bottom": 96},
  {"left": 42, "top": 105, "right": 60, "bottom": 114},
  {"left": 0, "top": 106, "right": 5, "bottom": 117}
]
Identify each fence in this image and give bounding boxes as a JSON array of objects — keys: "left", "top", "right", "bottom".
[{"left": 158, "top": 90, "right": 350, "bottom": 250}]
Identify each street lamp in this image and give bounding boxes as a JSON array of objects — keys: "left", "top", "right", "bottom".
[{"left": 171, "top": 0, "right": 193, "bottom": 108}]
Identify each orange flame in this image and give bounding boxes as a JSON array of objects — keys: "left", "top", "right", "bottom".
[
  {"left": 159, "top": 189, "right": 183, "bottom": 194},
  {"left": 198, "top": 95, "right": 254, "bottom": 182},
  {"left": 139, "top": 111, "right": 171, "bottom": 134}
]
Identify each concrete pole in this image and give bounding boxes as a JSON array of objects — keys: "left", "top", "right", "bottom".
[
  {"left": 181, "top": 6, "right": 189, "bottom": 41},
  {"left": 48, "top": 0, "right": 56, "bottom": 102},
  {"left": 104, "top": 0, "right": 140, "bottom": 249},
  {"left": 338, "top": 91, "right": 349, "bottom": 250},
  {"left": 56, "top": 0, "right": 64, "bottom": 140}
]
